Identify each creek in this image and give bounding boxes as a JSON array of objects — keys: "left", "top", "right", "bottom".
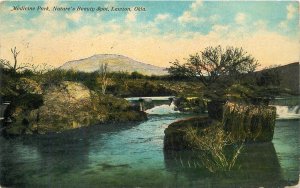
[{"left": 0, "top": 97, "right": 299, "bottom": 187}]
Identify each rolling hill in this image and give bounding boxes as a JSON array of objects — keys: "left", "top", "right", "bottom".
[{"left": 60, "top": 54, "right": 168, "bottom": 75}]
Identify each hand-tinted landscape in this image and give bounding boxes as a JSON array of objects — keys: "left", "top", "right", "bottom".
[{"left": 0, "top": 1, "right": 299, "bottom": 187}]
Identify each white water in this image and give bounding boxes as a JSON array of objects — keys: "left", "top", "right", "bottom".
[
  {"left": 274, "top": 105, "right": 300, "bottom": 119},
  {"left": 145, "top": 101, "right": 180, "bottom": 115}
]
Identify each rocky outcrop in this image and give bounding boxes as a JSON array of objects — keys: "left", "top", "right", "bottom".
[
  {"left": 164, "top": 101, "right": 277, "bottom": 173},
  {"left": 164, "top": 102, "right": 277, "bottom": 150},
  {"left": 164, "top": 116, "right": 216, "bottom": 150},
  {"left": 5, "top": 81, "right": 147, "bottom": 135},
  {"left": 222, "top": 102, "right": 276, "bottom": 142}
]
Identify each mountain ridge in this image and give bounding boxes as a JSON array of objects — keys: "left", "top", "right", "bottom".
[{"left": 60, "top": 54, "right": 168, "bottom": 75}]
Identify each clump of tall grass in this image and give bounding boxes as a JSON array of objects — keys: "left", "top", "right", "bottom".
[{"left": 184, "top": 123, "right": 244, "bottom": 172}]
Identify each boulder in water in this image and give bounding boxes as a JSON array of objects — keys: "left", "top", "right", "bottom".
[
  {"left": 164, "top": 102, "right": 277, "bottom": 150},
  {"left": 5, "top": 81, "right": 147, "bottom": 135},
  {"left": 164, "top": 116, "right": 215, "bottom": 150}
]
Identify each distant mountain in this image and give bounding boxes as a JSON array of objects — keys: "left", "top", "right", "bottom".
[{"left": 60, "top": 54, "right": 168, "bottom": 75}]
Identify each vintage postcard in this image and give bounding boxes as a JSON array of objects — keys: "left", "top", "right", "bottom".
[{"left": 0, "top": 0, "right": 299, "bottom": 187}]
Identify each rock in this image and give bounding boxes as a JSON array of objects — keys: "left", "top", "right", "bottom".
[
  {"left": 5, "top": 81, "right": 147, "bottom": 135},
  {"left": 164, "top": 116, "right": 216, "bottom": 150},
  {"left": 163, "top": 102, "right": 276, "bottom": 150},
  {"left": 222, "top": 102, "right": 276, "bottom": 142}
]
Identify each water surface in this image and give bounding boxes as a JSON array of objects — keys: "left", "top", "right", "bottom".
[{"left": 0, "top": 107, "right": 299, "bottom": 187}]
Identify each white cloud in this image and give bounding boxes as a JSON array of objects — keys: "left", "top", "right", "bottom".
[
  {"left": 31, "top": 11, "right": 67, "bottom": 33},
  {"left": 0, "top": 1, "right": 298, "bottom": 69},
  {"left": 235, "top": 13, "right": 246, "bottom": 24},
  {"left": 1, "top": 22, "right": 298, "bottom": 69},
  {"left": 276, "top": 3, "right": 297, "bottom": 31},
  {"left": 178, "top": 0, "right": 204, "bottom": 24},
  {"left": 191, "top": 0, "right": 203, "bottom": 11},
  {"left": 287, "top": 3, "right": 297, "bottom": 20},
  {"left": 154, "top": 13, "right": 171, "bottom": 22},
  {"left": 26, "top": 0, "right": 69, "bottom": 33},
  {"left": 32, "top": 18, "right": 63, "bottom": 33},
  {"left": 178, "top": 11, "right": 200, "bottom": 24},
  {"left": 66, "top": 12, "right": 82, "bottom": 22},
  {"left": 126, "top": 11, "right": 137, "bottom": 22}
]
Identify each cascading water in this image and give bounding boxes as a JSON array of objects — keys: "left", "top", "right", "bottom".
[
  {"left": 145, "top": 101, "right": 180, "bottom": 115},
  {"left": 274, "top": 105, "right": 300, "bottom": 119}
]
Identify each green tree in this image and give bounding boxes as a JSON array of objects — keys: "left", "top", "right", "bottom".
[{"left": 168, "top": 46, "right": 259, "bottom": 100}]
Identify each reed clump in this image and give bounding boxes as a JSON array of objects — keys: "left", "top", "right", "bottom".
[{"left": 183, "top": 123, "right": 243, "bottom": 172}]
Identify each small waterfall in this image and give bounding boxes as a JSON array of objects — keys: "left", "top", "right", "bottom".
[
  {"left": 274, "top": 105, "right": 300, "bottom": 119},
  {"left": 145, "top": 101, "right": 180, "bottom": 115}
]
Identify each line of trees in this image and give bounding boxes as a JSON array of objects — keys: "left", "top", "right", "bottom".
[{"left": 1, "top": 45, "right": 284, "bottom": 101}]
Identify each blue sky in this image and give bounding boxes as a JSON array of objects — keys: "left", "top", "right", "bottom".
[{"left": 0, "top": 1, "right": 299, "bottom": 68}]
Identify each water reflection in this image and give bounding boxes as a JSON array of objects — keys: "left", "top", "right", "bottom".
[
  {"left": 164, "top": 142, "right": 292, "bottom": 187},
  {"left": 0, "top": 122, "right": 140, "bottom": 187},
  {"left": 0, "top": 139, "right": 40, "bottom": 187}
]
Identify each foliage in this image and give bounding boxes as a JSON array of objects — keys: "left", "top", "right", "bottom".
[
  {"left": 16, "top": 93, "right": 44, "bottom": 110},
  {"left": 124, "top": 80, "right": 173, "bottom": 97},
  {"left": 175, "top": 97, "right": 206, "bottom": 113},
  {"left": 168, "top": 46, "right": 259, "bottom": 86},
  {"left": 96, "top": 93, "right": 131, "bottom": 112},
  {"left": 226, "top": 83, "right": 270, "bottom": 104},
  {"left": 256, "top": 65, "right": 281, "bottom": 87},
  {"left": 131, "top": 71, "right": 145, "bottom": 79},
  {"left": 164, "top": 116, "right": 244, "bottom": 172},
  {"left": 184, "top": 124, "right": 244, "bottom": 172},
  {"left": 1, "top": 63, "right": 201, "bottom": 104},
  {"left": 40, "top": 69, "right": 98, "bottom": 90},
  {"left": 168, "top": 46, "right": 259, "bottom": 100}
]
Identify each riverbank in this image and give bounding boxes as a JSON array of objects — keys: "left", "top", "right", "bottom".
[{"left": 0, "top": 67, "right": 203, "bottom": 136}]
